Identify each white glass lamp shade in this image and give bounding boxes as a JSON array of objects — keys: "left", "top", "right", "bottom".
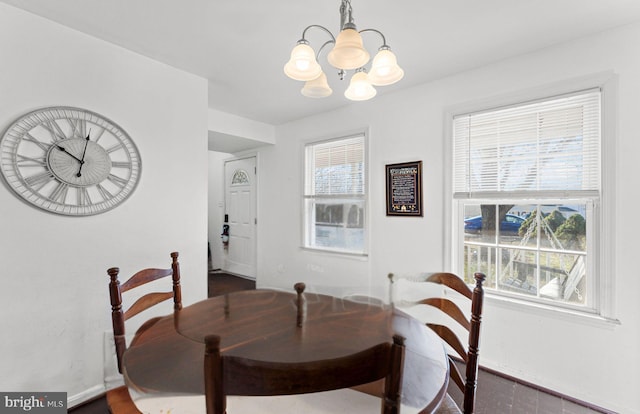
[
  {"left": 344, "top": 70, "right": 376, "bottom": 101},
  {"left": 301, "top": 72, "right": 333, "bottom": 98},
  {"left": 327, "top": 28, "right": 370, "bottom": 70},
  {"left": 284, "top": 43, "right": 323, "bottom": 81},
  {"left": 368, "top": 48, "right": 404, "bottom": 86}
]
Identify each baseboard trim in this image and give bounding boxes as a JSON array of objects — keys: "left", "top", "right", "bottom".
[{"left": 68, "top": 384, "right": 105, "bottom": 409}]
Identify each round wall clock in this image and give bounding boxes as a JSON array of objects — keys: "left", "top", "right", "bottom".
[{"left": 0, "top": 106, "right": 141, "bottom": 216}]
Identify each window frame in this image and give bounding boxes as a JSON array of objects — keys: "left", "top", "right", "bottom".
[
  {"left": 445, "top": 74, "right": 618, "bottom": 323},
  {"left": 302, "top": 131, "right": 369, "bottom": 256}
]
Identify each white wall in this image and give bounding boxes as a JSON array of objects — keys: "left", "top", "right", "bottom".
[
  {"left": 0, "top": 4, "right": 208, "bottom": 406},
  {"left": 256, "top": 22, "right": 640, "bottom": 413}
]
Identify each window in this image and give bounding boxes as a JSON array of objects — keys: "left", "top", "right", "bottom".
[
  {"left": 452, "top": 89, "right": 604, "bottom": 313},
  {"left": 304, "top": 133, "right": 366, "bottom": 254}
]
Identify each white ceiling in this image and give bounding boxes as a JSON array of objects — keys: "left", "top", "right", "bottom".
[{"left": 3, "top": 0, "right": 640, "bottom": 126}]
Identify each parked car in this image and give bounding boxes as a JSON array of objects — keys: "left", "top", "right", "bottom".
[{"left": 464, "top": 214, "right": 525, "bottom": 235}]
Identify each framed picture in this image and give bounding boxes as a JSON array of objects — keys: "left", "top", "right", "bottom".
[{"left": 385, "top": 161, "right": 423, "bottom": 216}]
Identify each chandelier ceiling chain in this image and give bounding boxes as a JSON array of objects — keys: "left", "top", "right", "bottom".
[{"left": 284, "top": 0, "right": 404, "bottom": 101}]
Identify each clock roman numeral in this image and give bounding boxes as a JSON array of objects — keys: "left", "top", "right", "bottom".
[
  {"left": 105, "top": 143, "right": 123, "bottom": 154},
  {"left": 24, "top": 171, "right": 54, "bottom": 189},
  {"left": 50, "top": 182, "right": 69, "bottom": 203},
  {"left": 41, "top": 121, "right": 68, "bottom": 142},
  {"left": 106, "top": 174, "right": 128, "bottom": 188},
  {"left": 93, "top": 127, "right": 106, "bottom": 143},
  {"left": 96, "top": 183, "right": 113, "bottom": 200},
  {"left": 23, "top": 133, "right": 52, "bottom": 152},
  {"left": 111, "top": 161, "right": 132, "bottom": 169},
  {"left": 77, "top": 187, "right": 91, "bottom": 206},
  {"left": 16, "top": 154, "right": 46, "bottom": 167},
  {"left": 69, "top": 119, "right": 87, "bottom": 138}
]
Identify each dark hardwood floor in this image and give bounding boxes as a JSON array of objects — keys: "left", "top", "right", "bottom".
[
  {"left": 447, "top": 361, "right": 611, "bottom": 414},
  {"left": 71, "top": 397, "right": 109, "bottom": 413},
  {"left": 71, "top": 272, "right": 611, "bottom": 414},
  {"left": 208, "top": 270, "right": 256, "bottom": 297}
]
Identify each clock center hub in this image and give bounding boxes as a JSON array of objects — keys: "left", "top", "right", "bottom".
[{"left": 47, "top": 138, "right": 112, "bottom": 186}]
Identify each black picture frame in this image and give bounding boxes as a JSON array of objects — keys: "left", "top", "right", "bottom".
[{"left": 385, "top": 161, "right": 423, "bottom": 216}]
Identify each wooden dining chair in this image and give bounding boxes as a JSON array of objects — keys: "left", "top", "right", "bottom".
[
  {"left": 388, "top": 271, "right": 486, "bottom": 414},
  {"left": 105, "top": 251, "right": 182, "bottom": 414},
  {"left": 204, "top": 333, "right": 406, "bottom": 414}
]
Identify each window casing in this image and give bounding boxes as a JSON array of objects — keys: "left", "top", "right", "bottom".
[
  {"left": 303, "top": 133, "right": 367, "bottom": 255},
  {"left": 452, "top": 89, "right": 604, "bottom": 314}
]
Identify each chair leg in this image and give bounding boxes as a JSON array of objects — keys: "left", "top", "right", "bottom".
[
  {"left": 204, "top": 335, "right": 226, "bottom": 414},
  {"left": 382, "top": 335, "right": 405, "bottom": 414}
]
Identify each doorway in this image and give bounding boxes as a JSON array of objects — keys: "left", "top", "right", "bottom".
[{"left": 222, "top": 156, "right": 257, "bottom": 279}]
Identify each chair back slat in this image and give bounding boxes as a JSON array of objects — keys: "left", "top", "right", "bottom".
[
  {"left": 120, "top": 268, "right": 173, "bottom": 292},
  {"left": 419, "top": 298, "right": 471, "bottom": 330},
  {"left": 124, "top": 292, "right": 175, "bottom": 321},
  {"left": 426, "top": 323, "right": 468, "bottom": 363},
  {"left": 426, "top": 272, "right": 473, "bottom": 299}
]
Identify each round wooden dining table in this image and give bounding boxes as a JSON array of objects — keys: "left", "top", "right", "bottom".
[{"left": 122, "top": 288, "right": 449, "bottom": 413}]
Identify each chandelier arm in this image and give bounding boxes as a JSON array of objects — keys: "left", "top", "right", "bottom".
[
  {"left": 301, "top": 24, "right": 336, "bottom": 43},
  {"left": 358, "top": 28, "right": 389, "bottom": 49}
]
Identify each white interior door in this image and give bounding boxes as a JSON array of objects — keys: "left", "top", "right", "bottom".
[{"left": 223, "top": 157, "right": 257, "bottom": 279}]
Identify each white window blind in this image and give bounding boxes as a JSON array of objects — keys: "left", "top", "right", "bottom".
[
  {"left": 453, "top": 89, "right": 601, "bottom": 197},
  {"left": 305, "top": 135, "right": 365, "bottom": 196}
]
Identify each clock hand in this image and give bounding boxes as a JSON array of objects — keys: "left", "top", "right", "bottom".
[
  {"left": 56, "top": 145, "right": 83, "bottom": 163},
  {"left": 76, "top": 130, "right": 91, "bottom": 177}
]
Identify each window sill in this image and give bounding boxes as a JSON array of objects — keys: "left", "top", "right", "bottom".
[
  {"left": 300, "top": 246, "right": 369, "bottom": 260},
  {"left": 486, "top": 293, "right": 620, "bottom": 329}
]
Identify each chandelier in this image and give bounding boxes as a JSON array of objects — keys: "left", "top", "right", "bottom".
[{"left": 284, "top": 0, "right": 404, "bottom": 101}]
